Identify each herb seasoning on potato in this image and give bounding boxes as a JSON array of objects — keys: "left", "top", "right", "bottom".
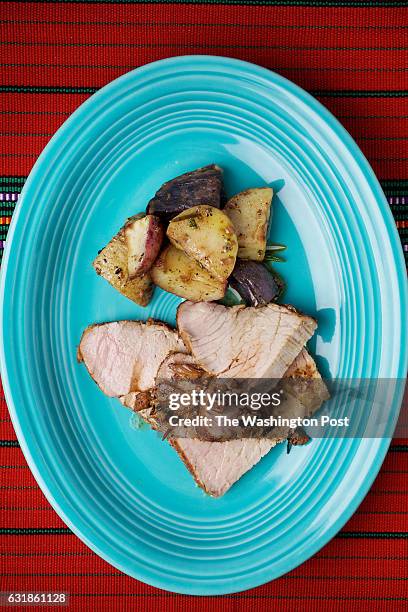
[
  {"left": 167, "top": 205, "right": 238, "bottom": 282},
  {"left": 151, "top": 244, "right": 227, "bottom": 301},
  {"left": 92, "top": 167, "right": 281, "bottom": 307},
  {"left": 93, "top": 215, "right": 153, "bottom": 307}
]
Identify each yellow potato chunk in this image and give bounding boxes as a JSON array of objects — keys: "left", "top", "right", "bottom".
[
  {"left": 167, "top": 205, "right": 238, "bottom": 281},
  {"left": 151, "top": 245, "right": 226, "bottom": 302},
  {"left": 224, "top": 187, "right": 273, "bottom": 261}
]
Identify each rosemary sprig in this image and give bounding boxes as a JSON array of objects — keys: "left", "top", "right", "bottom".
[
  {"left": 263, "top": 254, "right": 286, "bottom": 263},
  {"left": 264, "top": 243, "right": 286, "bottom": 262},
  {"left": 265, "top": 243, "right": 286, "bottom": 253}
]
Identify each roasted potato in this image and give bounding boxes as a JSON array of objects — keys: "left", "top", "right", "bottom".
[
  {"left": 151, "top": 245, "right": 226, "bottom": 302},
  {"left": 93, "top": 219, "right": 153, "bottom": 307},
  {"left": 167, "top": 205, "right": 238, "bottom": 282},
  {"left": 146, "top": 165, "right": 224, "bottom": 222},
  {"left": 124, "top": 214, "right": 164, "bottom": 278},
  {"left": 229, "top": 259, "right": 278, "bottom": 306},
  {"left": 224, "top": 187, "right": 273, "bottom": 261}
]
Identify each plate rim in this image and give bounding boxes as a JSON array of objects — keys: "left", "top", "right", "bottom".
[{"left": 1, "top": 55, "right": 407, "bottom": 595}]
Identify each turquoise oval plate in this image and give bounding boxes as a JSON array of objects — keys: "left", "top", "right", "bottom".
[{"left": 1, "top": 56, "right": 407, "bottom": 595}]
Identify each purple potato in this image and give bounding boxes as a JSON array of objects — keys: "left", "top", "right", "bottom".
[
  {"left": 146, "top": 165, "right": 224, "bottom": 222},
  {"left": 229, "top": 259, "right": 279, "bottom": 306}
]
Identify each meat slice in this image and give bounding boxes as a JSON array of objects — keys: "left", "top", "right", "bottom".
[
  {"left": 78, "top": 309, "right": 323, "bottom": 497},
  {"left": 177, "top": 301, "right": 317, "bottom": 379},
  {"left": 78, "top": 320, "right": 186, "bottom": 396},
  {"left": 285, "top": 347, "right": 322, "bottom": 379},
  {"left": 157, "top": 348, "right": 324, "bottom": 497},
  {"left": 156, "top": 352, "right": 207, "bottom": 382},
  {"left": 171, "top": 438, "right": 279, "bottom": 497},
  {"left": 284, "top": 347, "right": 330, "bottom": 413},
  {"left": 119, "top": 391, "right": 152, "bottom": 412}
]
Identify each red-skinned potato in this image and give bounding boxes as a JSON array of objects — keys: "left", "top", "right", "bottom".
[
  {"left": 125, "top": 214, "right": 164, "bottom": 279},
  {"left": 93, "top": 218, "right": 153, "bottom": 307},
  {"left": 229, "top": 259, "right": 279, "bottom": 306},
  {"left": 146, "top": 165, "right": 224, "bottom": 221}
]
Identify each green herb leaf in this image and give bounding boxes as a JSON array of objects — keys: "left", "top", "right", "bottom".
[
  {"left": 264, "top": 254, "right": 286, "bottom": 263},
  {"left": 266, "top": 243, "right": 286, "bottom": 253}
]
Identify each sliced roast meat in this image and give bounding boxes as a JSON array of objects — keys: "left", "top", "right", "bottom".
[
  {"left": 171, "top": 438, "right": 279, "bottom": 497},
  {"left": 156, "top": 352, "right": 207, "bottom": 382},
  {"left": 283, "top": 348, "right": 329, "bottom": 413},
  {"left": 119, "top": 391, "right": 152, "bottom": 412},
  {"left": 169, "top": 348, "right": 323, "bottom": 497},
  {"left": 177, "top": 301, "right": 317, "bottom": 379},
  {"left": 285, "top": 347, "right": 322, "bottom": 378},
  {"left": 134, "top": 358, "right": 278, "bottom": 496},
  {"left": 78, "top": 306, "right": 323, "bottom": 497},
  {"left": 78, "top": 320, "right": 186, "bottom": 396}
]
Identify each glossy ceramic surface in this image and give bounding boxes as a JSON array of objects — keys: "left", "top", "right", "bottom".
[{"left": 1, "top": 56, "right": 407, "bottom": 594}]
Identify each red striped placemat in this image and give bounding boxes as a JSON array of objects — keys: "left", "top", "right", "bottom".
[{"left": 1, "top": 2, "right": 407, "bottom": 609}]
